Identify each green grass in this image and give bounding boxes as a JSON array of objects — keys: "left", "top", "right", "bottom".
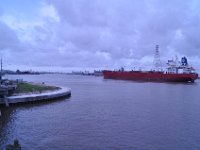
[{"left": 14, "top": 82, "right": 60, "bottom": 94}]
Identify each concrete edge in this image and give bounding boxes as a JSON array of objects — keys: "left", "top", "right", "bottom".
[{"left": 0, "top": 87, "right": 71, "bottom": 105}]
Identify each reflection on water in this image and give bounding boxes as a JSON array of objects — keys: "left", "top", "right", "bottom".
[
  {"left": 0, "top": 107, "right": 17, "bottom": 148},
  {"left": 0, "top": 98, "right": 68, "bottom": 149},
  {"left": 0, "top": 75, "right": 200, "bottom": 150}
]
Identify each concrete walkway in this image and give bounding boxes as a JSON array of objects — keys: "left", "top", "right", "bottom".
[{"left": 0, "top": 87, "right": 71, "bottom": 106}]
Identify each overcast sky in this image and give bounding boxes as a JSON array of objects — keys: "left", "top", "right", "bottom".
[{"left": 0, "top": 0, "right": 200, "bottom": 72}]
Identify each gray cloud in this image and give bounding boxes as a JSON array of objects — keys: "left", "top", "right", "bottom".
[
  {"left": 0, "top": 21, "right": 19, "bottom": 50},
  {"left": 45, "top": 0, "right": 200, "bottom": 58},
  {"left": 1, "top": 0, "right": 200, "bottom": 71}
]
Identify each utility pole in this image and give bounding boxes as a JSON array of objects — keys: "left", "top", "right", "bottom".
[
  {"left": 1, "top": 58, "right": 2, "bottom": 73},
  {"left": 0, "top": 58, "right": 2, "bottom": 84}
]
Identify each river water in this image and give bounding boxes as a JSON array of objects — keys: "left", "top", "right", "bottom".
[{"left": 0, "top": 74, "right": 200, "bottom": 150}]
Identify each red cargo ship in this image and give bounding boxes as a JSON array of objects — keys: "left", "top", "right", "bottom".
[
  {"left": 103, "top": 70, "right": 198, "bottom": 82},
  {"left": 103, "top": 46, "right": 198, "bottom": 83}
]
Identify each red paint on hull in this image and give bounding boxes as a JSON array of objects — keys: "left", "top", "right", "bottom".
[{"left": 103, "top": 71, "right": 198, "bottom": 82}]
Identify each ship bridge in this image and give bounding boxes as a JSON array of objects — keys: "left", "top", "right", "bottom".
[{"left": 167, "top": 56, "right": 196, "bottom": 74}]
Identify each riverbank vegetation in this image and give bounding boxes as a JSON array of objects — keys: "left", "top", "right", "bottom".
[{"left": 14, "top": 82, "right": 60, "bottom": 94}]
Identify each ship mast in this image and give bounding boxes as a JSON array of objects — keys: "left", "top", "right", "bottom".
[{"left": 153, "top": 45, "right": 162, "bottom": 71}]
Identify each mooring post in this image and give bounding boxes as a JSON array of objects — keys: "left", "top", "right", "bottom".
[{"left": 4, "top": 95, "right": 9, "bottom": 107}]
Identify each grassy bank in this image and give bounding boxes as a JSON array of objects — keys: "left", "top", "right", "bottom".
[{"left": 14, "top": 82, "right": 60, "bottom": 94}]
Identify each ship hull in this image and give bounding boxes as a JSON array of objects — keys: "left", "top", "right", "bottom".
[{"left": 103, "top": 70, "right": 198, "bottom": 83}]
